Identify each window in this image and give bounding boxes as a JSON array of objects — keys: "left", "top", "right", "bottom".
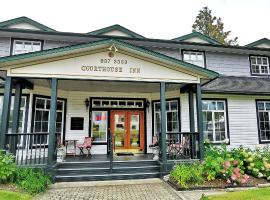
[
  {"left": 92, "top": 99, "right": 144, "bottom": 108},
  {"left": 12, "top": 40, "right": 42, "bottom": 55},
  {"left": 91, "top": 111, "right": 108, "bottom": 142},
  {"left": 202, "top": 100, "right": 228, "bottom": 143},
  {"left": 250, "top": 56, "right": 270, "bottom": 75},
  {"left": 257, "top": 101, "right": 270, "bottom": 142},
  {"left": 183, "top": 51, "right": 205, "bottom": 67},
  {"left": 153, "top": 100, "right": 179, "bottom": 135},
  {"left": 33, "top": 97, "right": 65, "bottom": 135},
  {"left": 70, "top": 117, "right": 84, "bottom": 130},
  {"left": 0, "top": 96, "right": 27, "bottom": 134}
]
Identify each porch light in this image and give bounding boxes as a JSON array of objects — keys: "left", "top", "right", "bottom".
[
  {"left": 145, "top": 99, "right": 150, "bottom": 108},
  {"left": 84, "top": 98, "right": 90, "bottom": 110}
]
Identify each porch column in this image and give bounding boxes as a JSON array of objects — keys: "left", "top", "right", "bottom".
[
  {"left": 0, "top": 77, "right": 12, "bottom": 149},
  {"left": 48, "top": 78, "right": 58, "bottom": 165},
  {"left": 188, "top": 87, "right": 196, "bottom": 159},
  {"left": 196, "top": 83, "right": 204, "bottom": 161},
  {"left": 10, "top": 83, "right": 22, "bottom": 154},
  {"left": 159, "top": 82, "right": 167, "bottom": 162}
]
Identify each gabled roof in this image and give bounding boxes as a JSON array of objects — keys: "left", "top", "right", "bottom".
[
  {"left": 0, "top": 39, "right": 218, "bottom": 79},
  {"left": 0, "top": 16, "right": 56, "bottom": 32},
  {"left": 172, "top": 31, "right": 221, "bottom": 45},
  {"left": 245, "top": 38, "right": 270, "bottom": 48},
  {"left": 87, "top": 24, "right": 144, "bottom": 38}
]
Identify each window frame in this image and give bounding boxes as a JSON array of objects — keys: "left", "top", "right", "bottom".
[
  {"left": 10, "top": 38, "right": 44, "bottom": 56},
  {"left": 181, "top": 49, "right": 206, "bottom": 68},
  {"left": 202, "top": 98, "right": 230, "bottom": 144},
  {"left": 249, "top": 55, "right": 270, "bottom": 76},
  {"left": 0, "top": 94, "right": 29, "bottom": 134},
  {"left": 31, "top": 95, "right": 67, "bottom": 144},
  {"left": 91, "top": 110, "right": 108, "bottom": 143},
  {"left": 255, "top": 99, "right": 270, "bottom": 144},
  {"left": 151, "top": 98, "right": 181, "bottom": 137}
]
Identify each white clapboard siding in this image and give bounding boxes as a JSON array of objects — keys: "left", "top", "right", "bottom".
[
  {"left": 0, "top": 37, "right": 11, "bottom": 57},
  {"left": 203, "top": 94, "right": 270, "bottom": 149}
]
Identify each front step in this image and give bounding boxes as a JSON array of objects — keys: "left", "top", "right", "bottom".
[
  {"left": 55, "top": 172, "right": 160, "bottom": 182},
  {"left": 54, "top": 160, "right": 160, "bottom": 182}
]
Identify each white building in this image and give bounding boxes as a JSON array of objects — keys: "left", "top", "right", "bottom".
[{"left": 0, "top": 17, "right": 269, "bottom": 181}]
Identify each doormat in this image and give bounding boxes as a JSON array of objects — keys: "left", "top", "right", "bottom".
[{"left": 116, "top": 152, "right": 134, "bottom": 156}]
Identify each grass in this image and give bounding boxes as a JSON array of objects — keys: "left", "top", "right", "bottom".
[
  {"left": 202, "top": 188, "right": 270, "bottom": 200},
  {"left": 0, "top": 190, "right": 32, "bottom": 200}
]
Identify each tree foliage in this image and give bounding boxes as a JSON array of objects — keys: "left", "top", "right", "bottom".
[{"left": 192, "top": 7, "right": 238, "bottom": 45}]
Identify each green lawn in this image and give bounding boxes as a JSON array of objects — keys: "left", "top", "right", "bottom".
[
  {"left": 202, "top": 188, "right": 270, "bottom": 200},
  {"left": 0, "top": 190, "right": 32, "bottom": 200}
]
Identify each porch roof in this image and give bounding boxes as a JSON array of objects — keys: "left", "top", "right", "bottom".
[{"left": 0, "top": 39, "right": 219, "bottom": 80}]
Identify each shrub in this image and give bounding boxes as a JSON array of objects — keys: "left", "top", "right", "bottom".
[
  {"left": 15, "top": 168, "right": 52, "bottom": 194},
  {"left": 170, "top": 162, "right": 204, "bottom": 188},
  {"left": 0, "top": 151, "right": 16, "bottom": 183}
]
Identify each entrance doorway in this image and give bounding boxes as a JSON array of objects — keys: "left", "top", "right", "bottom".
[{"left": 110, "top": 110, "right": 144, "bottom": 153}]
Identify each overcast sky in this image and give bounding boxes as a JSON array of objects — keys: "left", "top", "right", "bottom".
[{"left": 1, "top": 0, "right": 269, "bottom": 45}]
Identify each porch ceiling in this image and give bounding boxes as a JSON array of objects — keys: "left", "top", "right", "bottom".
[{"left": 29, "top": 79, "right": 182, "bottom": 93}]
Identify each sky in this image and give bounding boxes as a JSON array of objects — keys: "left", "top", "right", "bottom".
[{"left": 0, "top": 0, "right": 269, "bottom": 45}]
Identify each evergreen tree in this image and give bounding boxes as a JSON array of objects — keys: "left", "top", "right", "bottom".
[{"left": 192, "top": 7, "right": 238, "bottom": 45}]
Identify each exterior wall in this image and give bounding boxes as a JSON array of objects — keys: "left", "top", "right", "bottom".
[
  {"left": 149, "top": 47, "right": 181, "bottom": 60},
  {"left": 202, "top": 93, "right": 270, "bottom": 149},
  {"left": 205, "top": 52, "right": 251, "bottom": 76},
  {"left": 0, "top": 37, "right": 11, "bottom": 57}
]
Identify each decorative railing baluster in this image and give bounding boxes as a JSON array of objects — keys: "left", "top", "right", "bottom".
[
  {"left": 166, "top": 132, "right": 199, "bottom": 161},
  {"left": 4, "top": 133, "right": 49, "bottom": 166}
]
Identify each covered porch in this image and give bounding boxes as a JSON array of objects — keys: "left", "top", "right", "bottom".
[{"left": 0, "top": 39, "right": 218, "bottom": 175}]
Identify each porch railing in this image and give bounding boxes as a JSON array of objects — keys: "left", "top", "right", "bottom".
[
  {"left": 165, "top": 132, "right": 200, "bottom": 160},
  {"left": 5, "top": 133, "right": 50, "bottom": 166}
]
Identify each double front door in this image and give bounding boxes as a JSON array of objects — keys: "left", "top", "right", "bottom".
[{"left": 110, "top": 110, "right": 144, "bottom": 152}]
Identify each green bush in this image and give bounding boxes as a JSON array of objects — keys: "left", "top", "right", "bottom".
[
  {"left": 0, "top": 151, "right": 16, "bottom": 183},
  {"left": 15, "top": 168, "right": 52, "bottom": 194},
  {"left": 170, "top": 162, "right": 204, "bottom": 188}
]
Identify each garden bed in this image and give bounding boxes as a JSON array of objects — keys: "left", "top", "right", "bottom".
[{"left": 168, "top": 176, "right": 268, "bottom": 191}]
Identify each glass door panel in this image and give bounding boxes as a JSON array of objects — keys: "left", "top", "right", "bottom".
[
  {"left": 130, "top": 114, "right": 140, "bottom": 148},
  {"left": 114, "top": 113, "right": 126, "bottom": 148}
]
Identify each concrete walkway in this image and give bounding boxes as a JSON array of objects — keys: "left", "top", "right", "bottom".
[{"left": 35, "top": 179, "right": 182, "bottom": 200}]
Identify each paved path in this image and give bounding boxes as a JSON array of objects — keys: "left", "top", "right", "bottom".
[{"left": 36, "top": 179, "right": 182, "bottom": 200}]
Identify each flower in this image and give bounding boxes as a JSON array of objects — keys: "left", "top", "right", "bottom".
[
  {"left": 258, "top": 173, "right": 264, "bottom": 178},
  {"left": 224, "top": 161, "right": 231, "bottom": 169},
  {"left": 227, "top": 179, "right": 231, "bottom": 184},
  {"left": 233, "top": 160, "right": 238, "bottom": 166},
  {"left": 231, "top": 174, "right": 237, "bottom": 180}
]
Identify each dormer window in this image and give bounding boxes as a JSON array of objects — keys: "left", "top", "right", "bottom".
[
  {"left": 182, "top": 50, "right": 205, "bottom": 68},
  {"left": 250, "top": 56, "right": 270, "bottom": 75},
  {"left": 12, "top": 39, "right": 42, "bottom": 55}
]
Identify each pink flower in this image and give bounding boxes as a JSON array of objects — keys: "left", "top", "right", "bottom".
[
  {"left": 233, "top": 167, "right": 240, "bottom": 174},
  {"left": 233, "top": 160, "right": 238, "bottom": 166},
  {"left": 224, "top": 161, "right": 231, "bottom": 169},
  {"left": 227, "top": 179, "right": 231, "bottom": 184},
  {"left": 243, "top": 174, "right": 250, "bottom": 180},
  {"left": 231, "top": 174, "right": 237, "bottom": 180}
]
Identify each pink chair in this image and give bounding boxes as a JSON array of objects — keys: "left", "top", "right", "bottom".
[{"left": 76, "top": 137, "right": 92, "bottom": 157}]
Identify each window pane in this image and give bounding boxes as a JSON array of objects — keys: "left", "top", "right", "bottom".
[
  {"left": 258, "top": 102, "right": 265, "bottom": 110},
  {"left": 56, "top": 112, "right": 62, "bottom": 122},
  {"left": 35, "top": 110, "right": 42, "bottom": 121},
  {"left": 57, "top": 101, "right": 63, "bottom": 110},
  {"left": 36, "top": 99, "right": 45, "bottom": 109},
  {"left": 42, "top": 122, "right": 48, "bottom": 132},
  {"left": 251, "top": 57, "right": 256, "bottom": 64},
  {"left": 209, "top": 101, "right": 216, "bottom": 110},
  {"left": 91, "top": 111, "right": 107, "bottom": 142},
  {"left": 34, "top": 122, "right": 41, "bottom": 132},
  {"left": 217, "top": 102, "right": 225, "bottom": 110},
  {"left": 170, "top": 101, "right": 178, "bottom": 111},
  {"left": 155, "top": 103, "right": 160, "bottom": 112},
  {"left": 202, "top": 101, "right": 208, "bottom": 110},
  {"left": 43, "top": 111, "right": 49, "bottom": 121}
]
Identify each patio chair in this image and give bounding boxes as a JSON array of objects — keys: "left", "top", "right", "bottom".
[
  {"left": 76, "top": 137, "right": 92, "bottom": 157},
  {"left": 149, "top": 135, "right": 159, "bottom": 160}
]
